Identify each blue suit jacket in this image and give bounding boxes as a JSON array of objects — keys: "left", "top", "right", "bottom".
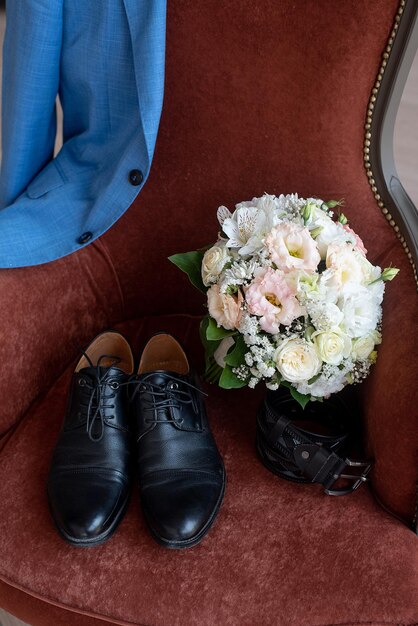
[{"left": 0, "top": 0, "right": 166, "bottom": 268}]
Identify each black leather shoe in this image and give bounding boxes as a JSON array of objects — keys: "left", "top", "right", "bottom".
[
  {"left": 130, "top": 333, "right": 225, "bottom": 549},
  {"left": 47, "top": 330, "right": 134, "bottom": 547}
]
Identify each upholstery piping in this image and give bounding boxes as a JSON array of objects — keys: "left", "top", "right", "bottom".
[{"left": 363, "top": 0, "right": 418, "bottom": 289}]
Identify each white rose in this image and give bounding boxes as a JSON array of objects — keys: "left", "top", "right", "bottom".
[
  {"left": 311, "top": 327, "right": 351, "bottom": 365},
  {"left": 352, "top": 330, "right": 381, "bottom": 360},
  {"left": 201, "top": 244, "right": 231, "bottom": 286},
  {"left": 213, "top": 336, "right": 235, "bottom": 368},
  {"left": 274, "top": 338, "right": 322, "bottom": 383},
  {"left": 338, "top": 283, "right": 381, "bottom": 338}
]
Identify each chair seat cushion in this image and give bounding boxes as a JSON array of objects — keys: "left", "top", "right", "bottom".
[{"left": 0, "top": 315, "right": 417, "bottom": 626}]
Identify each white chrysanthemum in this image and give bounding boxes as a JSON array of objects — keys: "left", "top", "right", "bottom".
[
  {"left": 306, "top": 300, "right": 344, "bottom": 331},
  {"left": 220, "top": 257, "right": 259, "bottom": 292},
  {"left": 274, "top": 193, "right": 306, "bottom": 219}
]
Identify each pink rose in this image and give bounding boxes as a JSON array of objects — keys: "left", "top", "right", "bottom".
[
  {"left": 207, "top": 285, "right": 243, "bottom": 330},
  {"left": 245, "top": 267, "right": 304, "bottom": 333},
  {"left": 343, "top": 225, "right": 367, "bottom": 256},
  {"left": 265, "top": 223, "right": 320, "bottom": 273}
]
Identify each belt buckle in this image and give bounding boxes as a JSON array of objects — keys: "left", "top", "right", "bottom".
[{"left": 324, "top": 458, "right": 373, "bottom": 496}]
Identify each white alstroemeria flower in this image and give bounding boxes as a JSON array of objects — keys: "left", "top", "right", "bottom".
[
  {"left": 218, "top": 201, "right": 276, "bottom": 256},
  {"left": 217, "top": 193, "right": 309, "bottom": 256}
]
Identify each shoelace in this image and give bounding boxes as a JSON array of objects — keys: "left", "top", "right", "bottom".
[
  {"left": 77, "top": 351, "right": 133, "bottom": 442},
  {"left": 129, "top": 372, "right": 207, "bottom": 425}
]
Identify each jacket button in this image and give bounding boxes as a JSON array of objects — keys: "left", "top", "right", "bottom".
[
  {"left": 78, "top": 232, "right": 93, "bottom": 244},
  {"left": 129, "top": 169, "right": 144, "bottom": 186}
]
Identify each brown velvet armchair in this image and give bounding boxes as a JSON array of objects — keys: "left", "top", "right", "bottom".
[{"left": 0, "top": 1, "right": 417, "bottom": 625}]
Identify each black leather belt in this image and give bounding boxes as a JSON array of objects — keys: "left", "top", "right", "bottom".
[{"left": 256, "top": 389, "right": 373, "bottom": 496}]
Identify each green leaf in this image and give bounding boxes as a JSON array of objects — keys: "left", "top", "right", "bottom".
[
  {"left": 200, "top": 316, "right": 222, "bottom": 383},
  {"left": 307, "top": 372, "right": 321, "bottom": 385},
  {"left": 289, "top": 387, "right": 311, "bottom": 409},
  {"left": 280, "top": 381, "right": 311, "bottom": 409},
  {"left": 219, "top": 365, "right": 248, "bottom": 389},
  {"left": 206, "top": 316, "right": 237, "bottom": 341},
  {"left": 168, "top": 251, "right": 206, "bottom": 293},
  {"left": 224, "top": 334, "right": 247, "bottom": 368},
  {"left": 200, "top": 317, "right": 218, "bottom": 353},
  {"left": 205, "top": 359, "right": 223, "bottom": 384}
]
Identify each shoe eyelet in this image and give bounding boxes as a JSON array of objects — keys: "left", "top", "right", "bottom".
[
  {"left": 169, "top": 381, "right": 179, "bottom": 390},
  {"left": 78, "top": 378, "right": 87, "bottom": 387},
  {"left": 178, "top": 417, "right": 184, "bottom": 425},
  {"left": 109, "top": 381, "right": 120, "bottom": 390},
  {"left": 140, "top": 383, "right": 148, "bottom": 392}
]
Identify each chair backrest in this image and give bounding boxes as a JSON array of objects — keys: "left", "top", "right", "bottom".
[
  {"left": 102, "top": 0, "right": 418, "bottom": 530},
  {"left": 104, "top": 0, "right": 413, "bottom": 313}
]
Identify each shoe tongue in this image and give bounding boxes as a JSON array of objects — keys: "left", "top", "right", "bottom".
[
  {"left": 78, "top": 365, "right": 128, "bottom": 380},
  {"left": 140, "top": 370, "right": 188, "bottom": 387}
]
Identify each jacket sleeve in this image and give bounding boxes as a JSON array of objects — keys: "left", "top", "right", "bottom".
[{"left": 0, "top": 0, "right": 63, "bottom": 209}]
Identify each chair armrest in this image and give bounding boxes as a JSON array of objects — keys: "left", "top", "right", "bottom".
[{"left": 0, "top": 241, "right": 123, "bottom": 439}]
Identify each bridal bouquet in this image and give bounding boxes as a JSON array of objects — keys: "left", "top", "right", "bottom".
[{"left": 169, "top": 193, "right": 398, "bottom": 407}]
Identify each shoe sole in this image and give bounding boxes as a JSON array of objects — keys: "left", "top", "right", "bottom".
[
  {"left": 47, "top": 487, "right": 131, "bottom": 548},
  {"left": 142, "top": 465, "right": 227, "bottom": 550}
]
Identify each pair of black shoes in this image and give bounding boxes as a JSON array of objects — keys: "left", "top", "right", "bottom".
[{"left": 47, "top": 331, "right": 225, "bottom": 549}]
